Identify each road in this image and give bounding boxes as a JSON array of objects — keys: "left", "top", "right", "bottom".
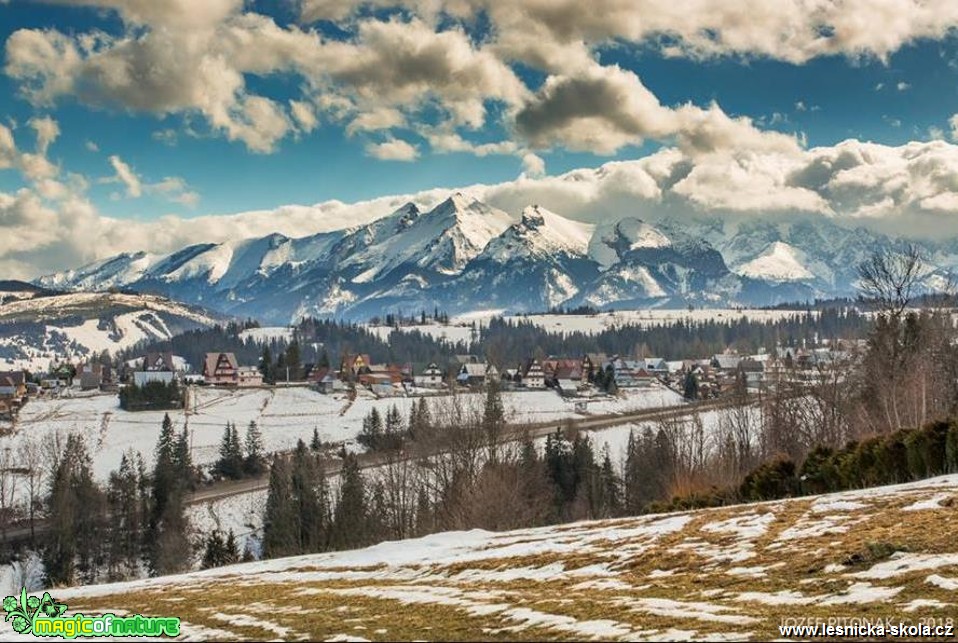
[
  {"left": 186, "top": 395, "right": 737, "bottom": 504},
  {"left": 2, "top": 395, "right": 740, "bottom": 543}
]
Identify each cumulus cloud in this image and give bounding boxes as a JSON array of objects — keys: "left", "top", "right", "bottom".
[
  {"left": 366, "top": 138, "right": 419, "bottom": 161},
  {"left": 9, "top": 139, "right": 958, "bottom": 279},
  {"left": 100, "top": 154, "right": 199, "bottom": 205},
  {"left": 106, "top": 155, "right": 142, "bottom": 198},
  {"left": 514, "top": 64, "right": 800, "bottom": 156}
]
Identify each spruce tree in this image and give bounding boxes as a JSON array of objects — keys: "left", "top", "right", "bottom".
[
  {"left": 263, "top": 456, "right": 300, "bottom": 558},
  {"left": 310, "top": 427, "right": 323, "bottom": 451},
  {"left": 292, "top": 440, "right": 329, "bottom": 553},
  {"left": 244, "top": 420, "right": 266, "bottom": 476},
  {"left": 331, "top": 454, "right": 367, "bottom": 549}
]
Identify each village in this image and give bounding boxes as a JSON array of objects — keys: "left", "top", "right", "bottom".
[{"left": 0, "top": 333, "right": 859, "bottom": 424}]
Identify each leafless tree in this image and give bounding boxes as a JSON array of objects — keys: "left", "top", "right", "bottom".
[
  {"left": 16, "top": 435, "right": 44, "bottom": 546},
  {"left": 857, "top": 244, "right": 924, "bottom": 319}
]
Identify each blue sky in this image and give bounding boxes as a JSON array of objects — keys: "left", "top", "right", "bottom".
[{"left": 6, "top": 0, "right": 958, "bottom": 278}]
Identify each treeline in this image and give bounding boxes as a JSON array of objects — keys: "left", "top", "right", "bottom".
[
  {"left": 478, "top": 308, "right": 869, "bottom": 364},
  {"left": 118, "top": 380, "right": 183, "bottom": 411},
  {"left": 656, "top": 417, "right": 958, "bottom": 512}
]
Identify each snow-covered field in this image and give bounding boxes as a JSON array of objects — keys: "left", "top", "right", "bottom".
[
  {"left": 4, "top": 385, "right": 683, "bottom": 480},
  {"left": 367, "top": 308, "right": 813, "bottom": 343},
  {"left": 32, "top": 475, "right": 958, "bottom": 641}
]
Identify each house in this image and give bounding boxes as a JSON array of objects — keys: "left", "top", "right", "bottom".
[
  {"left": 641, "top": 357, "right": 669, "bottom": 376},
  {"left": 48, "top": 363, "right": 75, "bottom": 387},
  {"left": 457, "top": 362, "right": 499, "bottom": 387},
  {"left": 237, "top": 366, "right": 263, "bottom": 388},
  {"left": 309, "top": 367, "right": 341, "bottom": 394},
  {"left": 738, "top": 358, "right": 765, "bottom": 390},
  {"left": 711, "top": 354, "right": 742, "bottom": 371},
  {"left": 203, "top": 352, "right": 240, "bottom": 386},
  {"left": 522, "top": 360, "right": 546, "bottom": 389},
  {"left": 414, "top": 363, "right": 444, "bottom": 388},
  {"left": 139, "top": 352, "right": 178, "bottom": 372},
  {"left": 340, "top": 353, "right": 372, "bottom": 380},
  {"left": 0, "top": 371, "right": 27, "bottom": 398}
]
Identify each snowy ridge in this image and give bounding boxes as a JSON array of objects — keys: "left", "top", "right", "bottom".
[
  {"left": 35, "top": 193, "right": 956, "bottom": 322},
  {"left": 734, "top": 242, "right": 815, "bottom": 282}
]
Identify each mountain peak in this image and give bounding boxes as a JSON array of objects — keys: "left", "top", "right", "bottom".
[{"left": 520, "top": 205, "right": 546, "bottom": 228}]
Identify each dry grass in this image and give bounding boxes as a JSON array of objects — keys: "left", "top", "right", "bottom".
[{"left": 54, "top": 477, "right": 958, "bottom": 641}]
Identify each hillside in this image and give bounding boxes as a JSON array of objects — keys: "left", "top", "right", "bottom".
[
  {"left": 39, "top": 475, "right": 958, "bottom": 641},
  {"left": 0, "top": 291, "right": 226, "bottom": 371}
]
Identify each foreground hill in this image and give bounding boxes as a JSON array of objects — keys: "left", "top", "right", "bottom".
[{"left": 38, "top": 475, "right": 958, "bottom": 641}]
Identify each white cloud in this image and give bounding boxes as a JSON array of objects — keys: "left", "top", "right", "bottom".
[
  {"left": 106, "top": 155, "right": 142, "bottom": 198},
  {"left": 897, "top": 81, "right": 911, "bottom": 91},
  {"left": 521, "top": 152, "right": 546, "bottom": 177},
  {"left": 28, "top": 116, "right": 59, "bottom": 154},
  {"left": 289, "top": 99, "right": 318, "bottom": 134},
  {"left": 10, "top": 139, "right": 958, "bottom": 279},
  {"left": 85, "top": 139, "right": 99, "bottom": 152},
  {"left": 365, "top": 138, "right": 419, "bottom": 161}
]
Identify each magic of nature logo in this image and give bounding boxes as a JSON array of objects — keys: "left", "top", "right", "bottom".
[{"left": 3, "top": 587, "right": 180, "bottom": 638}]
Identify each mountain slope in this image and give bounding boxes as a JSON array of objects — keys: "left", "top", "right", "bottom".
[
  {"left": 35, "top": 195, "right": 956, "bottom": 322},
  {"left": 42, "top": 474, "right": 958, "bottom": 641},
  {"left": 0, "top": 291, "right": 225, "bottom": 371}
]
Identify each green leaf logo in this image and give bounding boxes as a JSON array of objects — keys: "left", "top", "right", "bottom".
[{"left": 2, "top": 587, "right": 68, "bottom": 635}]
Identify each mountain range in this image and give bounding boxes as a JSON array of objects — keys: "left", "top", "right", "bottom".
[{"left": 36, "top": 193, "right": 956, "bottom": 324}]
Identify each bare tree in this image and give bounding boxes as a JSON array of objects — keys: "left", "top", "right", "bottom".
[
  {"left": 16, "top": 435, "right": 44, "bottom": 546},
  {"left": 857, "top": 244, "right": 924, "bottom": 319}
]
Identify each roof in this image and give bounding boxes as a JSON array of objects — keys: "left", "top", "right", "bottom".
[
  {"left": 204, "top": 352, "right": 239, "bottom": 376},
  {"left": 712, "top": 354, "right": 742, "bottom": 370},
  {"left": 459, "top": 363, "right": 488, "bottom": 377},
  {"left": 0, "top": 371, "right": 26, "bottom": 386}
]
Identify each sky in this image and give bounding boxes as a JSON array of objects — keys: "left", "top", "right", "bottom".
[{"left": 5, "top": 0, "right": 958, "bottom": 279}]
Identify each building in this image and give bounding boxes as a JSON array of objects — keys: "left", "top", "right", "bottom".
[
  {"left": 457, "top": 362, "right": 499, "bottom": 387},
  {"left": 522, "top": 360, "right": 545, "bottom": 388},
  {"left": 711, "top": 354, "right": 742, "bottom": 371},
  {"left": 237, "top": 366, "right": 264, "bottom": 388},
  {"left": 414, "top": 363, "right": 444, "bottom": 388},
  {"left": 340, "top": 353, "right": 372, "bottom": 380},
  {"left": 203, "top": 352, "right": 240, "bottom": 386},
  {"left": 0, "top": 371, "right": 28, "bottom": 398}
]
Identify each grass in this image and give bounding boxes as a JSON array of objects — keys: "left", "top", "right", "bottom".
[{"left": 56, "top": 478, "right": 958, "bottom": 641}]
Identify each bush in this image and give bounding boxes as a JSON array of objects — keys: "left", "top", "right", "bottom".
[
  {"left": 798, "top": 445, "right": 835, "bottom": 495},
  {"left": 946, "top": 420, "right": 958, "bottom": 473},
  {"left": 876, "top": 431, "right": 911, "bottom": 485},
  {"left": 118, "top": 380, "right": 183, "bottom": 412},
  {"left": 740, "top": 457, "right": 798, "bottom": 501}
]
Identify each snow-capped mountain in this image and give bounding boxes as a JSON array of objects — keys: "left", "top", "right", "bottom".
[{"left": 35, "top": 195, "right": 956, "bottom": 323}]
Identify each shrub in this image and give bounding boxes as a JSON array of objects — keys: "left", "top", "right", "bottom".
[{"left": 740, "top": 457, "right": 797, "bottom": 501}]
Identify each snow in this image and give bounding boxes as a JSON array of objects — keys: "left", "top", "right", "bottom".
[
  {"left": 367, "top": 308, "right": 814, "bottom": 344},
  {"left": 850, "top": 552, "right": 958, "bottom": 580},
  {"left": 902, "top": 492, "right": 952, "bottom": 511},
  {"left": 810, "top": 499, "right": 869, "bottom": 513},
  {"left": 238, "top": 326, "right": 296, "bottom": 343},
  {"left": 734, "top": 242, "right": 814, "bottom": 282}
]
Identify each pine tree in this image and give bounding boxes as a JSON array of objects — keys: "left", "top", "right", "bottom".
[
  {"left": 482, "top": 379, "right": 506, "bottom": 463},
  {"left": 292, "top": 440, "right": 329, "bottom": 553},
  {"left": 331, "top": 454, "right": 367, "bottom": 549},
  {"left": 285, "top": 340, "right": 302, "bottom": 381},
  {"left": 263, "top": 456, "right": 300, "bottom": 558},
  {"left": 359, "top": 408, "right": 383, "bottom": 450},
  {"left": 148, "top": 415, "right": 191, "bottom": 576},
  {"left": 310, "top": 427, "right": 323, "bottom": 451},
  {"left": 260, "top": 346, "right": 273, "bottom": 383},
  {"left": 244, "top": 420, "right": 266, "bottom": 476},
  {"left": 215, "top": 423, "right": 244, "bottom": 479},
  {"left": 201, "top": 530, "right": 227, "bottom": 569},
  {"left": 174, "top": 425, "right": 194, "bottom": 489},
  {"left": 45, "top": 435, "right": 105, "bottom": 586},
  {"left": 106, "top": 451, "right": 146, "bottom": 579}
]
